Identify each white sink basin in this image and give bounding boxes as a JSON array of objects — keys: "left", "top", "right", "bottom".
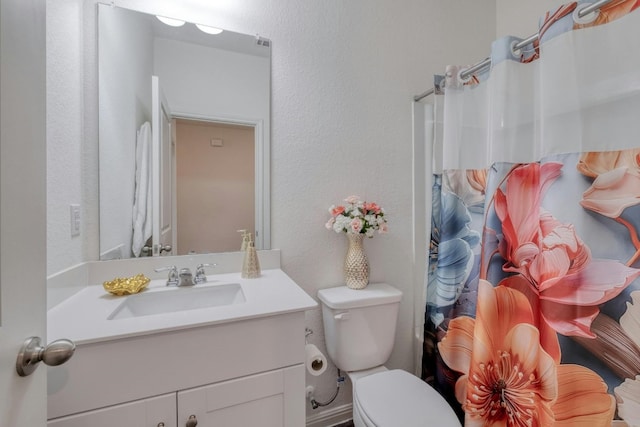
[{"left": 108, "top": 283, "right": 245, "bottom": 320}]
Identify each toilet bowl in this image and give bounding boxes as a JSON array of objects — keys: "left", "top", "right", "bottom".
[
  {"left": 317, "top": 283, "right": 461, "bottom": 427},
  {"left": 350, "top": 369, "right": 460, "bottom": 427}
]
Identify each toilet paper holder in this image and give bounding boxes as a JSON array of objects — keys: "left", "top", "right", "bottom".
[
  {"left": 305, "top": 343, "right": 327, "bottom": 376},
  {"left": 304, "top": 328, "right": 344, "bottom": 410},
  {"left": 304, "top": 328, "right": 327, "bottom": 376}
]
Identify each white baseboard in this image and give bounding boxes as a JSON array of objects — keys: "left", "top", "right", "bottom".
[{"left": 306, "top": 403, "right": 353, "bottom": 427}]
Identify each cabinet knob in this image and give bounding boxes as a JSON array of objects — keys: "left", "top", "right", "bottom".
[
  {"left": 157, "top": 423, "right": 165, "bottom": 427},
  {"left": 186, "top": 414, "right": 198, "bottom": 427}
]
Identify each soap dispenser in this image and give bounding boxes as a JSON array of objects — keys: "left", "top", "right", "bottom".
[
  {"left": 237, "top": 229, "right": 251, "bottom": 251},
  {"left": 241, "top": 234, "right": 261, "bottom": 279}
]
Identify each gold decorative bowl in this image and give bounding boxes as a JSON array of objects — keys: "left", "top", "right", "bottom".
[{"left": 103, "top": 274, "right": 150, "bottom": 296}]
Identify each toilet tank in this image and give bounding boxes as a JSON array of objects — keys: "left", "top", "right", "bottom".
[{"left": 317, "top": 283, "right": 402, "bottom": 372}]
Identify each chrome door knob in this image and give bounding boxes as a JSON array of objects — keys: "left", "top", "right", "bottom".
[
  {"left": 160, "top": 245, "right": 172, "bottom": 253},
  {"left": 16, "top": 336, "right": 76, "bottom": 377},
  {"left": 186, "top": 415, "right": 198, "bottom": 427}
]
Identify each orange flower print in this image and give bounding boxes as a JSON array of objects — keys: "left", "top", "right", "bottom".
[
  {"left": 439, "top": 281, "right": 557, "bottom": 425},
  {"left": 494, "top": 163, "right": 640, "bottom": 357},
  {"left": 578, "top": 150, "right": 640, "bottom": 218},
  {"left": 577, "top": 149, "right": 640, "bottom": 178},
  {"left": 467, "top": 169, "right": 487, "bottom": 194},
  {"left": 574, "top": 0, "right": 640, "bottom": 29},
  {"left": 463, "top": 281, "right": 556, "bottom": 426},
  {"left": 444, "top": 169, "right": 488, "bottom": 210},
  {"left": 525, "top": 1, "right": 640, "bottom": 64},
  {"left": 578, "top": 149, "right": 640, "bottom": 266},
  {"left": 438, "top": 280, "right": 616, "bottom": 427},
  {"left": 580, "top": 167, "right": 640, "bottom": 218},
  {"left": 553, "top": 365, "right": 616, "bottom": 427}
]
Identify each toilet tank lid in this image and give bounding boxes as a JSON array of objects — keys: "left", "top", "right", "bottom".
[{"left": 317, "top": 283, "right": 402, "bottom": 309}]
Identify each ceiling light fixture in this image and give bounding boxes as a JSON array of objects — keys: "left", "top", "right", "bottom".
[
  {"left": 156, "top": 16, "right": 186, "bottom": 27},
  {"left": 195, "top": 24, "right": 224, "bottom": 35}
]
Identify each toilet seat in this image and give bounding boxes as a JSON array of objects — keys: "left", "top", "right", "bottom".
[{"left": 353, "top": 369, "right": 461, "bottom": 427}]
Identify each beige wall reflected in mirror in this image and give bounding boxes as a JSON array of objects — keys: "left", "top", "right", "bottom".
[
  {"left": 98, "top": 4, "right": 270, "bottom": 260},
  {"left": 176, "top": 119, "right": 255, "bottom": 255}
]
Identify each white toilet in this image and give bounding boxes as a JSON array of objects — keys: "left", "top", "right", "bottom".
[{"left": 317, "top": 283, "right": 461, "bottom": 427}]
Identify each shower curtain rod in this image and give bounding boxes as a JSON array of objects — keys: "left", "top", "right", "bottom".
[{"left": 413, "top": 0, "right": 614, "bottom": 102}]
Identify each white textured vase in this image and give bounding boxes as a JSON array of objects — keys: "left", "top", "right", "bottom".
[{"left": 344, "top": 233, "right": 369, "bottom": 289}]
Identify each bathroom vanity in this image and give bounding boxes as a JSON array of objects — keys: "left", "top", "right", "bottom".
[{"left": 46, "top": 268, "right": 316, "bottom": 426}]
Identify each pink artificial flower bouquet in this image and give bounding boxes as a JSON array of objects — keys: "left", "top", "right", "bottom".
[{"left": 326, "top": 195, "right": 388, "bottom": 237}]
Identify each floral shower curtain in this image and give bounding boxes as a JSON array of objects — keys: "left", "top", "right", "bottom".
[{"left": 422, "top": 2, "right": 640, "bottom": 426}]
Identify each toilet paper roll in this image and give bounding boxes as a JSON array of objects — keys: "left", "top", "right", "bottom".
[{"left": 305, "top": 344, "right": 327, "bottom": 376}]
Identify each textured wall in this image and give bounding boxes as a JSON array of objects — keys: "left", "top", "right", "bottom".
[
  {"left": 47, "top": 0, "right": 86, "bottom": 274},
  {"left": 46, "top": 0, "right": 497, "bottom": 419},
  {"left": 497, "top": 0, "right": 567, "bottom": 37}
]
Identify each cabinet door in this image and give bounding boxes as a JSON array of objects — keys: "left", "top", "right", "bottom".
[
  {"left": 48, "top": 393, "right": 176, "bottom": 427},
  {"left": 177, "top": 365, "right": 304, "bottom": 427}
]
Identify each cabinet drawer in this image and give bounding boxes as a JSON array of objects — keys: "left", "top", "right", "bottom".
[{"left": 48, "top": 393, "right": 176, "bottom": 427}]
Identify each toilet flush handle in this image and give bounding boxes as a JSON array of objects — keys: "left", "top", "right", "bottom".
[{"left": 334, "top": 312, "right": 351, "bottom": 320}]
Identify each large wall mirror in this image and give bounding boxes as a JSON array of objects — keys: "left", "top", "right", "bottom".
[{"left": 98, "top": 4, "right": 271, "bottom": 260}]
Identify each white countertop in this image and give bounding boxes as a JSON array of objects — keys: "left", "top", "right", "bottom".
[{"left": 48, "top": 269, "right": 317, "bottom": 345}]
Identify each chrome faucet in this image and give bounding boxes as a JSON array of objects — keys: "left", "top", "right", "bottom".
[
  {"left": 194, "top": 263, "right": 216, "bottom": 284},
  {"left": 154, "top": 266, "right": 179, "bottom": 287},
  {"left": 155, "top": 264, "right": 216, "bottom": 286}
]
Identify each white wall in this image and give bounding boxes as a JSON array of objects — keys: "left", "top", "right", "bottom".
[
  {"left": 47, "top": 0, "right": 87, "bottom": 274},
  {"left": 497, "top": 0, "right": 566, "bottom": 37},
  {"left": 46, "top": 0, "right": 497, "bottom": 420}
]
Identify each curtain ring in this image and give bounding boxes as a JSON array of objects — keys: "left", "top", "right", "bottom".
[
  {"left": 457, "top": 69, "right": 472, "bottom": 85},
  {"left": 510, "top": 39, "right": 523, "bottom": 59},
  {"left": 573, "top": 2, "right": 599, "bottom": 25}
]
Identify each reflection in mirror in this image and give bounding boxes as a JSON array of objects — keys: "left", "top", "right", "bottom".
[
  {"left": 98, "top": 5, "right": 270, "bottom": 260},
  {"left": 175, "top": 119, "right": 255, "bottom": 255}
]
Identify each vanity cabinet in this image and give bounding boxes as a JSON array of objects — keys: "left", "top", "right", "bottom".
[
  {"left": 48, "top": 366, "right": 303, "bottom": 427},
  {"left": 47, "top": 312, "right": 307, "bottom": 427}
]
